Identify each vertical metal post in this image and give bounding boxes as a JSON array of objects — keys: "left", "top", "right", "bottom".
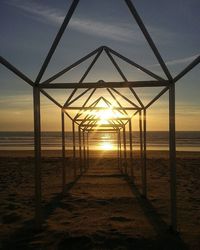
[
  {"left": 142, "top": 109, "right": 147, "bottom": 197},
  {"left": 72, "top": 121, "right": 76, "bottom": 177},
  {"left": 139, "top": 111, "right": 143, "bottom": 160},
  {"left": 119, "top": 130, "right": 122, "bottom": 172},
  {"left": 78, "top": 126, "right": 82, "bottom": 174},
  {"left": 129, "top": 119, "right": 133, "bottom": 178},
  {"left": 86, "top": 132, "right": 89, "bottom": 169},
  {"left": 117, "top": 130, "right": 120, "bottom": 170},
  {"left": 139, "top": 111, "right": 144, "bottom": 192},
  {"left": 123, "top": 125, "right": 127, "bottom": 174},
  {"left": 169, "top": 84, "right": 177, "bottom": 231},
  {"left": 61, "top": 109, "right": 66, "bottom": 192},
  {"left": 83, "top": 131, "right": 86, "bottom": 172},
  {"left": 33, "top": 85, "right": 42, "bottom": 229}
]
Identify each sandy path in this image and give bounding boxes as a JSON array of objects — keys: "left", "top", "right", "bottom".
[
  {"left": 30, "top": 159, "right": 183, "bottom": 250},
  {"left": 1, "top": 153, "right": 198, "bottom": 249}
]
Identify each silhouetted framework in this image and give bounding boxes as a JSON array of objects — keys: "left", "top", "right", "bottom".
[{"left": 1, "top": 0, "right": 199, "bottom": 233}]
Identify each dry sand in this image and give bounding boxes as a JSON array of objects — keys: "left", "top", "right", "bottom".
[{"left": 0, "top": 150, "right": 200, "bottom": 249}]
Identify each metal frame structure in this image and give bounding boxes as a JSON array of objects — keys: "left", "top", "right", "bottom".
[{"left": 1, "top": 0, "right": 199, "bottom": 232}]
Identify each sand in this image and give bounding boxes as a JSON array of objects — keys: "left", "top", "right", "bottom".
[{"left": 0, "top": 150, "right": 200, "bottom": 249}]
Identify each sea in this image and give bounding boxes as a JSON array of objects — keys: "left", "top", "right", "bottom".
[{"left": 0, "top": 131, "right": 199, "bottom": 151}]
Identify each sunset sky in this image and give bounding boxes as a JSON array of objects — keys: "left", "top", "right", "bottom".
[{"left": 0, "top": 0, "right": 199, "bottom": 131}]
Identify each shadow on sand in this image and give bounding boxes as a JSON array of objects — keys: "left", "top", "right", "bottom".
[{"left": 2, "top": 173, "right": 188, "bottom": 250}]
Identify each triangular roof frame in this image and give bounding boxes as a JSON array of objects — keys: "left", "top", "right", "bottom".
[{"left": 0, "top": 0, "right": 199, "bottom": 233}]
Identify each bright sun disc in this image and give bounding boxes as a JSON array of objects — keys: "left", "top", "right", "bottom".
[
  {"left": 100, "top": 142, "right": 113, "bottom": 150},
  {"left": 97, "top": 109, "right": 117, "bottom": 124}
]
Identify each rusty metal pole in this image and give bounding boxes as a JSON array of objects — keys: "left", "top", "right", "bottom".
[{"left": 33, "top": 85, "right": 42, "bottom": 230}]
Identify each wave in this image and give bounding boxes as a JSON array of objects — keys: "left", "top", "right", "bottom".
[{"left": 0, "top": 131, "right": 199, "bottom": 151}]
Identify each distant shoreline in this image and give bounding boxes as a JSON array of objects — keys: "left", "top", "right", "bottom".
[
  {"left": 0, "top": 149, "right": 199, "bottom": 159},
  {"left": 1, "top": 131, "right": 199, "bottom": 152},
  {"left": 1, "top": 130, "right": 200, "bottom": 132}
]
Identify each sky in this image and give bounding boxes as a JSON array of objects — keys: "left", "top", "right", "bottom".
[{"left": 0, "top": 0, "right": 199, "bottom": 131}]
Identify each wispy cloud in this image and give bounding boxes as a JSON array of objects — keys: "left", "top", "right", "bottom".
[
  {"left": 69, "top": 19, "right": 142, "bottom": 43},
  {"left": 0, "top": 92, "right": 63, "bottom": 109},
  {"left": 0, "top": 94, "right": 32, "bottom": 109},
  {"left": 4, "top": 0, "right": 65, "bottom": 25},
  {"left": 165, "top": 54, "right": 199, "bottom": 66},
  {"left": 4, "top": 0, "right": 139, "bottom": 43},
  {"left": 148, "top": 54, "right": 199, "bottom": 68},
  {"left": 176, "top": 104, "right": 200, "bottom": 116},
  {"left": 4, "top": 0, "right": 174, "bottom": 45}
]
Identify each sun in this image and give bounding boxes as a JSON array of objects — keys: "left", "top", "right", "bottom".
[
  {"left": 97, "top": 109, "right": 117, "bottom": 124},
  {"left": 100, "top": 141, "right": 113, "bottom": 150}
]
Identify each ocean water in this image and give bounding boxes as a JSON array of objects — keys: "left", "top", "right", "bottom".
[{"left": 0, "top": 131, "right": 199, "bottom": 151}]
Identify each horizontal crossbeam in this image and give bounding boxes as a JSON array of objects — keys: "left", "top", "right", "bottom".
[
  {"left": 76, "top": 118, "right": 130, "bottom": 122},
  {"left": 80, "top": 124, "right": 124, "bottom": 128},
  {"left": 64, "top": 107, "right": 140, "bottom": 110},
  {"left": 83, "top": 129, "right": 120, "bottom": 132},
  {"left": 39, "top": 80, "right": 169, "bottom": 89}
]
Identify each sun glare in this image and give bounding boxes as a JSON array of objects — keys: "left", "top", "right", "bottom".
[
  {"left": 98, "top": 109, "right": 114, "bottom": 119},
  {"left": 100, "top": 141, "right": 113, "bottom": 150},
  {"left": 101, "top": 135, "right": 110, "bottom": 139},
  {"left": 96, "top": 109, "right": 117, "bottom": 124}
]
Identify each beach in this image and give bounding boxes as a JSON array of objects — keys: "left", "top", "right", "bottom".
[{"left": 0, "top": 150, "right": 200, "bottom": 249}]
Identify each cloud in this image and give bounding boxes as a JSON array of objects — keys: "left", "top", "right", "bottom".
[
  {"left": 4, "top": 0, "right": 64, "bottom": 25},
  {"left": 0, "top": 92, "right": 63, "bottom": 110},
  {"left": 3, "top": 0, "right": 153, "bottom": 44},
  {"left": 165, "top": 54, "right": 199, "bottom": 66},
  {"left": 69, "top": 18, "right": 142, "bottom": 43},
  {"left": 0, "top": 94, "right": 32, "bottom": 108},
  {"left": 4, "top": 0, "right": 189, "bottom": 65},
  {"left": 176, "top": 104, "right": 200, "bottom": 116},
  {"left": 149, "top": 54, "right": 199, "bottom": 68}
]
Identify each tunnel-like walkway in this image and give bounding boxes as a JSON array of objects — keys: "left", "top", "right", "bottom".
[{"left": 29, "top": 158, "right": 186, "bottom": 250}]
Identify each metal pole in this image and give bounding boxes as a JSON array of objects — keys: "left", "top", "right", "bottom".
[
  {"left": 40, "top": 81, "right": 169, "bottom": 89},
  {"left": 119, "top": 131, "right": 123, "bottom": 173},
  {"left": 119, "top": 130, "right": 122, "bottom": 173},
  {"left": 72, "top": 120, "right": 76, "bottom": 177},
  {"left": 117, "top": 131, "right": 120, "bottom": 170},
  {"left": 124, "top": 0, "right": 172, "bottom": 80},
  {"left": 169, "top": 84, "right": 177, "bottom": 231},
  {"left": 106, "top": 47, "right": 164, "bottom": 81},
  {"left": 86, "top": 132, "right": 89, "bottom": 169},
  {"left": 139, "top": 111, "right": 143, "bottom": 191},
  {"left": 61, "top": 109, "right": 66, "bottom": 192},
  {"left": 33, "top": 86, "right": 42, "bottom": 229},
  {"left": 78, "top": 126, "right": 82, "bottom": 174},
  {"left": 142, "top": 109, "right": 147, "bottom": 197},
  {"left": 129, "top": 119, "right": 133, "bottom": 178},
  {"left": 83, "top": 131, "right": 86, "bottom": 172},
  {"left": 123, "top": 126, "right": 127, "bottom": 174},
  {"left": 0, "top": 56, "right": 33, "bottom": 86},
  {"left": 35, "top": 0, "right": 80, "bottom": 83}
]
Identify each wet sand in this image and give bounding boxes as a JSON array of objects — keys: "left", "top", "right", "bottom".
[{"left": 0, "top": 150, "right": 200, "bottom": 249}]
